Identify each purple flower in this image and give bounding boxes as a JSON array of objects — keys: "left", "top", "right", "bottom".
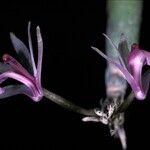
[
  {"left": 92, "top": 34, "right": 150, "bottom": 100},
  {"left": 0, "top": 22, "right": 43, "bottom": 102}
]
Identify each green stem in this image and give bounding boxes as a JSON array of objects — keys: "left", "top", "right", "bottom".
[
  {"left": 106, "top": 0, "right": 143, "bottom": 55},
  {"left": 105, "top": 0, "right": 143, "bottom": 99},
  {"left": 43, "top": 88, "right": 96, "bottom": 117}
]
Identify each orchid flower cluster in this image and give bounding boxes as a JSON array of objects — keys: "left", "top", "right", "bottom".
[
  {"left": 87, "top": 34, "right": 150, "bottom": 150},
  {"left": 1, "top": 23, "right": 149, "bottom": 103},
  {"left": 92, "top": 34, "right": 150, "bottom": 101},
  {"left": 0, "top": 22, "right": 43, "bottom": 101},
  {"left": 0, "top": 23, "right": 149, "bottom": 150}
]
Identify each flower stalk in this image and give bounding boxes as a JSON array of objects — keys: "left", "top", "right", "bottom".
[{"left": 44, "top": 88, "right": 96, "bottom": 116}]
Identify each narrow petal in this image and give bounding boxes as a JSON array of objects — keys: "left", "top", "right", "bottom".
[
  {"left": 0, "top": 85, "right": 32, "bottom": 99},
  {"left": 103, "top": 33, "right": 118, "bottom": 51},
  {"left": 141, "top": 69, "right": 150, "bottom": 98},
  {"left": 143, "top": 50, "right": 150, "bottom": 65},
  {"left": 128, "top": 47, "right": 148, "bottom": 99},
  {"left": 0, "top": 62, "right": 13, "bottom": 84},
  {"left": 10, "top": 32, "right": 33, "bottom": 74},
  {"left": 82, "top": 117, "right": 100, "bottom": 122},
  {"left": 0, "top": 71, "right": 38, "bottom": 98},
  {"left": 0, "top": 87, "right": 4, "bottom": 94},
  {"left": 103, "top": 33, "right": 126, "bottom": 68},
  {"left": 91, "top": 46, "right": 144, "bottom": 100},
  {"left": 36, "top": 26, "right": 43, "bottom": 83},
  {"left": 3, "top": 54, "right": 34, "bottom": 81},
  {"left": 118, "top": 127, "right": 127, "bottom": 150},
  {"left": 128, "top": 53, "right": 143, "bottom": 95},
  {"left": 0, "top": 62, "right": 12, "bottom": 73},
  {"left": 118, "top": 34, "right": 130, "bottom": 68},
  {"left": 0, "top": 85, "right": 23, "bottom": 99},
  {"left": 28, "top": 22, "right": 37, "bottom": 76}
]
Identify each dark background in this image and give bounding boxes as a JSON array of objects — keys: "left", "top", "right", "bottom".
[{"left": 0, "top": 0, "right": 149, "bottom": 149}]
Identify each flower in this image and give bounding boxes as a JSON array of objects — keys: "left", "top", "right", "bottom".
[
  {"left": 0, "top": 22, "right": 43, "bottom": 102},
  {"left": 92, "top": 34, "right": 150, "bottom": 100}
]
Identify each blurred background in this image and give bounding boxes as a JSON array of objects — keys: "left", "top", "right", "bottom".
[{"left": 0, "top": 0, "right": 149, "bottom": 149}]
